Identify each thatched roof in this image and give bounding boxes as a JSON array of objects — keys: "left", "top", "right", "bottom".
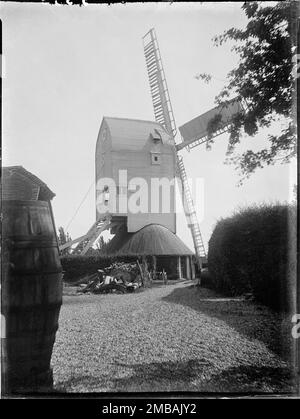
[{"left": 105, "top": 224, "right": 193, "bottom": 257}]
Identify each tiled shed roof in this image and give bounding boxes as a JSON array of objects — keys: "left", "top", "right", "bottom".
[{"left": 2, "top": 166, "right": 55, "bottom": 201}]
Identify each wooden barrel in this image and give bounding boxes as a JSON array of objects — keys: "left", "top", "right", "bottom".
[{"left": 1, "top": 200, "right": 63, "bottom": 394}]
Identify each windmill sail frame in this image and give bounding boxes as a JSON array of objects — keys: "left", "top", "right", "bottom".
[
  {"left": 143, "top": 28, "right": 207, "bottom": 266},
  {"left": 177, "top": 98, "right": 243, "bottom": 151},
  {"left": 142, "top": 29, "right": 177, "bottom": 138}
]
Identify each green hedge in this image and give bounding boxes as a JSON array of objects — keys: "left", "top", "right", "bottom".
[
  {"left": 60, "top": 255, "right": 137, "bottom": 282},
  {"left": 207, "top": 203, "right": 297, "bottom": 311}
]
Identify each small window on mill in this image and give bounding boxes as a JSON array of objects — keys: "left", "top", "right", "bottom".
[
  {"left": 151, "top": 152, "right": 161, "bottom": 165},
  {"left": 150, "top": 129, "right": 162, "bottom": 143},
  {"left": 103, "top": 185, "right": 109, "bottom": 205}
]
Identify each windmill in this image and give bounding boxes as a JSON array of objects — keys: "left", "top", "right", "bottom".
[
  {"left": 60, "top": 28, "right": 242, "bottom": 263},
  {"left": 142, "top": 28, "right": 243, "bottom": 268}
]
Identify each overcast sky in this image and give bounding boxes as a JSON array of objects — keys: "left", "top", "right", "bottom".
[{"left": 1, "top": 2, "right": 295, "bottom": 250}]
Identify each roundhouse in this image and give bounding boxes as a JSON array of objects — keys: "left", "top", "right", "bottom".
[{"left": 104, "top": 224, "right": 195, "bottom": 280}]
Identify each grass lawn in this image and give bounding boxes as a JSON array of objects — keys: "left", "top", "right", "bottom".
[{"left": 51, "top": 281, "right": 296, "bottom": 394}]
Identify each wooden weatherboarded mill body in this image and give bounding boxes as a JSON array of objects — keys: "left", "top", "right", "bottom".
[
  {"left": 95, "top": 117, "right": 195, "bottom": 279},
  {"left": 95, "top": 117, "right": 176, "bottom": 233}
]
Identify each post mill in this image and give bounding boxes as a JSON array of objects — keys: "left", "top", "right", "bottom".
[{"left": 60, "top": 28, "right": 243, "bottom": 279}]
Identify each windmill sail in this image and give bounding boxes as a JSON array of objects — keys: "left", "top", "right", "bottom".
[
  {"left": 177, "top": 98, "right": 243, "bottom": 151},
  {"left": 142, "top": 28, "right": 177, "bottom": 138},
  {"left": 143, "top": 28, "right": 206, "bottom": 265}
]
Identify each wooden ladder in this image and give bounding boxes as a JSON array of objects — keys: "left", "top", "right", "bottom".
[{"left": 177, "top": 155, "right": 206, "bottom": 263}]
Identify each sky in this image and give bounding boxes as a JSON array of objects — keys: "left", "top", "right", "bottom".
[{"left": 1, "top": 2, "right": 296, "bottom": 251}]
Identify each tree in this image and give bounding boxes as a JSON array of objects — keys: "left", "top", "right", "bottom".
[
  {"left": 203, "top": 1, "right": 298, "bottom": 182},
  {"left": 58, "top": 226, "right": 72, "bottom": 255},
  {"left": 95, "top": 235, "right": 111, "bottom": 255}
]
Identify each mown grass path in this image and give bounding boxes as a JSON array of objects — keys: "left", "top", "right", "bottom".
[{"left": 52, "top": 281, "right": 295, "bottom": 393}]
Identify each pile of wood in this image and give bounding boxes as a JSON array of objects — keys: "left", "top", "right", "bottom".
[
  {"left": 75, "top": 258, "right": 170, "bottom": 295},
  {"left": 77, "top": 262, "right": 142, "bottom": 294}
]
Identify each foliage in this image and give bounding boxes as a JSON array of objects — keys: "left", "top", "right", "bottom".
[
  {"left": 203, "top": 1, "right": 298, "bottom": 181},
  {"left": 58, "top": 226, "right": 72, "bottom": 256},
  {"left": 206, "top": 113, "right": 223, "bottom": 148},
  {"left": 207, "top": 203, "right": 297, "bottom": 311},
  {"left": 194, "top": 72, "right": 212, "bottom": 83},
  {"left": 95, "top": 235, "right": 111, "bottom": 255},
  {"left": 107, "top": 261, "right": 140, "bottom": 281},
  {"left": 61, "top": 254, "right": 138, "bottom": 282}
]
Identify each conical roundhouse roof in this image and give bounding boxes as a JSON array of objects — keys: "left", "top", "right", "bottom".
[{"left": 105, "top": 223, "right": 193, "bottom": 257}]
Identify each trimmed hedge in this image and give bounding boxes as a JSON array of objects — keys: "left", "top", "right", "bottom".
[
  {"left": 208, "top": 203, "right": 297, "bottom": 311},
  {"left": 61, "top": 255, "right": 137, "bottom": 282}
]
